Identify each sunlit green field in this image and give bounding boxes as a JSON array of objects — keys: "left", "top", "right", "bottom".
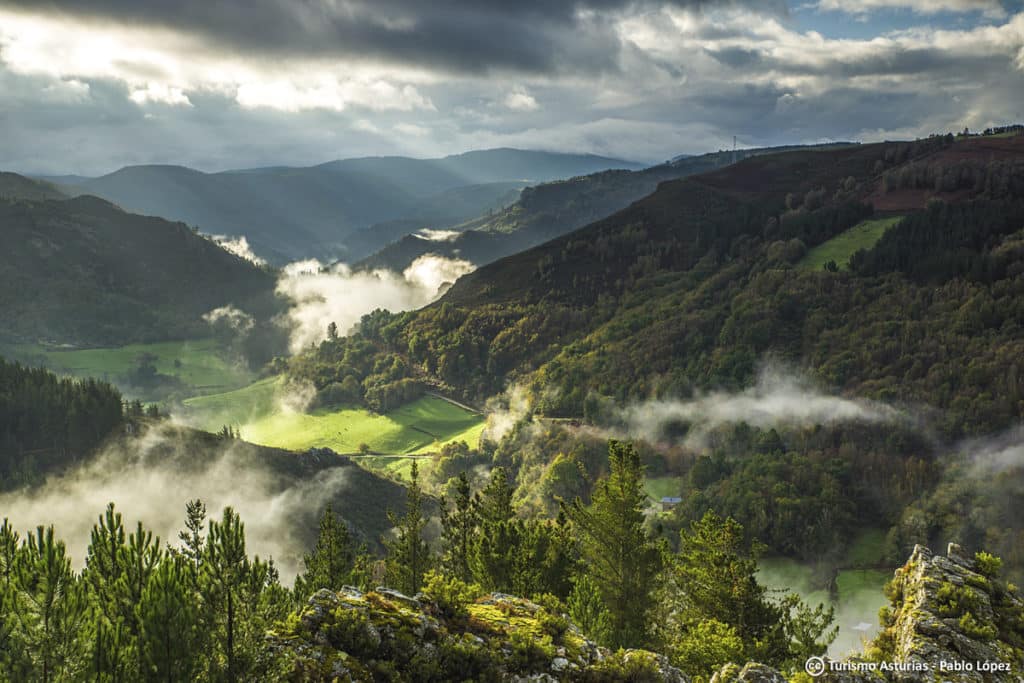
[
  {"left": 184, "top": 378, "right": 484, "bottom": 455},
  {"left": 644, "top": 476, "right": 685, "bottom": 503},
  {"left": 799, "top": 217, "right": 903, "bottom": 271},
  {"left": 1, "top": 338, "right": 254, "bottom": 398}
]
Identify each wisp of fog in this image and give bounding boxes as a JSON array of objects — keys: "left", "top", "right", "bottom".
[
  {"left": 0, "top": 424, "right": 351, "bottom": 583},
  {"left": 618, "top": 364, "right": 907, "bottom": 448},
  {"left": 277, "top": 254, "right": 474, "bottom": 353}
]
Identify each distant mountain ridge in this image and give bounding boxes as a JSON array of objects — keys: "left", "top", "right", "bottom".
[
  {"left": 38, "top": 149, "right": 642, "bottom": 264},
  {"left": 357, "top": 143, "right": 857, "bottom": 273}
]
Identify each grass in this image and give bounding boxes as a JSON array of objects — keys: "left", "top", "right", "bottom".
[
  {"left": 182, "top": 375, "right": 282, "bottom": 429},
  {"left": 798, "top": 217, "right": 903, "bottom": 271},
  {"left": 183, "top": 379, "right": 485, "bottom": 455},
  {"left": 644, "top": 476, "right": 685, "bottom": 503},
  {"left": 2, "top": 338, "right": 253, "bottom": 398},
  {"left": 356, "top": 455, "right": 426, "bottom": 482},
  {"left": 843, "top": 528, "right": 887, "bottom": 568},
  {"left": 836, "top": 569, "right": 891, "bottom": 601}
]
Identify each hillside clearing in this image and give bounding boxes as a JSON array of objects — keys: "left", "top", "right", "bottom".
[
  {"left": 183, "top": 380, "right": 485, "bottom": 455},
  {"left": 798, "top": 217, "right": 903, "bottom": 271},
  {"left": 1, "top": 338, "right": 254, "bottom": 399}
]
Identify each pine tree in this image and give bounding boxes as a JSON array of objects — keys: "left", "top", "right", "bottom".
[
  {"left": 567, "top": 574, "right": 611, "bottom": 645},
  {"left": 14, "top": 526, "right": 90, "bottom": 682},
  {"left": 656, "top": 510, "right": 835, "bottom": 672},
  {"left": 470, "top": 518, "right": 521, "bottom": 592},
  {"left": 564, "top": 441, "right": 661, "bottom": 649},
  {"left": 294, "top": 505, "right": 356, "bottom": 597},
  {"left": 384, "top": 461, "right": 431, "bottom": 595},
  {"left": 0, "top": 520, "right": 22, "bottom": 678},
  {"left": 439, "top": 472, "right": 477, "bottom": 582},
  {"left": 136, "top": 558, "right": 199, "bottom": 683},
  {"left": 201, "top": 507, "right": 249, "bottom": 683},
  {"left": 177, "top": 499, "right": 207, "bottom": 575},
  {"left": 468, "top": 466, "right": 520, "bottom": 592},
  {"left": 477, "top": 466, "right": 514, "bottom": 525}
]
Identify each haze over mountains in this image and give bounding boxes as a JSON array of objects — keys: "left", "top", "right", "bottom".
[
  {"left": 40, "top": 149, "right": 643, "bottom": 264},
  {"left": 357, "top": 143, "right": 856, "bottom": 273}
]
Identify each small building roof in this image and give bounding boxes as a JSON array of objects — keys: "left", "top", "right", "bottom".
[{"left": 660, "top": 496, "right": 682, "bottom": 504}]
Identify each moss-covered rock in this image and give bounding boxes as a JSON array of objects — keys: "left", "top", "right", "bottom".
[
  {"left": 268, "top": 587, "right": 688, "bottom": 682},
  {"left": 269, "top": 545, "right": 1024, "bottom": 682}
]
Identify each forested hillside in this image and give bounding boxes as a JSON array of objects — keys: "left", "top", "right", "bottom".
[
  {"left": 287, "top": 135, "right": 1024, "bottom": 580},
  {"left": 293, "top": 136, "right": 1024, "bottom": 432},
  {"left": 0, "top": 187, "right": 279, "bottom": 346},
  {"left": 359, "top": 143, "right": 856, "bottom": 273}
]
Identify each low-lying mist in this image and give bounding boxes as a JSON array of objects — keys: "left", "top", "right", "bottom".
[
  {"left": 617, "top": 364, "right": 910, "bottom": 449},
  {"left": 276, "top": 254, "right": 474, "bottom": 353},
  {"left": 0, "top": 424, "right": 352, "bottom": 583}
]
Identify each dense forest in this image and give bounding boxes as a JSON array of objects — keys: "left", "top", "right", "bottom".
[{"left": 0, "top": 359, "right": 124, "bottom": 490}]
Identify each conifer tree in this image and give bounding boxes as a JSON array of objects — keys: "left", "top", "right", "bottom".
[
  {"left": 658, "top": 510, "right": 835, "bottom": 672},
  {"left": 384, "top": 461, "right": 431, "bottom": 595},
  {"left": 476, "top": 466, "right": 514, "bottom": 525},
  {"left": 564, "top": 440, "right": 661, "bottom": 649},
  {"left": 201, "top": 507, "right": 249, "bottom": 683},
  {"left": 567, "top": 574, "right": 612, "bottom": 645},
  {"left": 0, "top": 520, "right": 22, "bottom": 677},
  {"left": 439, "top": 472, "right": 477, "bottom": 582},
  {"left": 177, "top": 498, "right": 207, "bottom": 580},
  {"left": 294, "top": 505, "right": 356, "bottom": 597},
  {"left": 136, "top": 558, "right": 199, "bottom": 683},
  {"left": 14, "top": 526, "right": 90, "bottom": 682}
]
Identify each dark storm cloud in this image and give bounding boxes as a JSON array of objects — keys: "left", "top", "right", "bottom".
[{"left": 1, "top": 0, "right": 786, "bottom": 74}]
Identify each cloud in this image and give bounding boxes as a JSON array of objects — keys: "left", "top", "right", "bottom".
[
  {"left": 276, "top": 255, "right": 474, "bottom": 352},
  {"left": 0, "top": 1, "right": 778, "bottom": 76},
  {"left": 416, "top": 228, "right": 462, "bottom": 242},
  {"left": 956, "top": 426, "right": 1024, "bottom": 476},
  {"left": 129, "top": 82, "right": 192, "bottom": 106},
  {"left": 813, "top": 0, "right": 1008, "bottom": 18},
  {"left": 504, "top": 87, "right": 540, "bottom": 111},
  {"left": 0, "top": 424, "right": 352, "bottom": 582},
  {"left": 209, "top": 234, "right": 267, "bottom": 265},
  {"left": 1, "top": 1, "right": 1022, "bottom": 174},
  {"left": 617, "top": 364, "right": 907, "bottom": 448},
  {"left": 202, "top": 304, "right": 255, "bottom": 335}
]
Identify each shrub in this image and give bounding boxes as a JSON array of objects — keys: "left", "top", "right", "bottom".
[
  {"left": 421, "top": 570, "right": 483, "bottom": 620},
  {"left": 975, "top": 551, "right": 1003, "bottom": 579}
]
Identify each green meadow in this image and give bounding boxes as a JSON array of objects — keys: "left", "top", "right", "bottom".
[
  {"left": 1, "top": 338, "right": 254, "bottom": 398},
  {"left": 644, "top": 476, "right": 685, "bottom": 504},
  {"left": 184, "top": 378, "right": 485, "bottom": 456},
  {"left": 799, "top": 217, "right": 903, "bottom": 271}
]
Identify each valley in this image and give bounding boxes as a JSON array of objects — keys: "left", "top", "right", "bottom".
[{"left": 3, "top": 132, "right": 1024, "bottom": 682}]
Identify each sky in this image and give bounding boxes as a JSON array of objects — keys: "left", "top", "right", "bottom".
[{"left": 1, "top": 0, "right": 1023, "bottom": 175}]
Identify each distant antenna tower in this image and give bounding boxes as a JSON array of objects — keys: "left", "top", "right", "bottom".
[{"left": 732, "top": 136, "right": 737, "bottom": 165}]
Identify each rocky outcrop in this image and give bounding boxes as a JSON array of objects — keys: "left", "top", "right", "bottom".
[
  {"left": 866, "top": 543, "right": 1023, "bottom": 682},
  {"left": 269, "top": 545, "right": 1023, "bottom": 682},
  {"left": 268, "top": 586, "right": 688, "bottom": 682},
  {"left": 720, "top": 544, "right": 1024, "bottom": 683}
]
